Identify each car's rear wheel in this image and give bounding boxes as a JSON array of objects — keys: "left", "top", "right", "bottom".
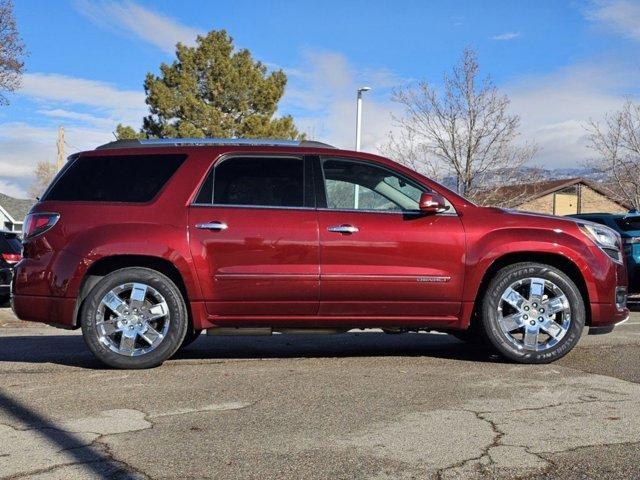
[
  {"left": 80, "top": 267, "right": 188, "bottom": 369},
  {"left": 481, "top": 262, "right": 585, "bottom": 363}
]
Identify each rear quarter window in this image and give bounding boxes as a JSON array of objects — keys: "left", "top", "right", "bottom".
[{"left": 43, "top": 154, "right": 186, "bottom": 203}]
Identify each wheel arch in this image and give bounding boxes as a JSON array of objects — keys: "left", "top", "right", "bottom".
[
  {"left": 470, "top": 252, "right": 591, "bottom": 328},
  {"left": 73, "top": 255, "right": 192, "bottom": 329}
]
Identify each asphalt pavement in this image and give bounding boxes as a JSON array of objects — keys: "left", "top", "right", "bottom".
[{"left": 1, "top": 308, "right": 639, "bottom": 479}]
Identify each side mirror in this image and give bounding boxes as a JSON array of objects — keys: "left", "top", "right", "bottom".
[{"left": 419, "top": 192, "right": 448, "bottom": 214}]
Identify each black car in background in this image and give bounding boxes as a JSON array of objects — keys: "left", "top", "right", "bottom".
[{"left": 0, "top": 231, "right": 22, "bottom": 304}]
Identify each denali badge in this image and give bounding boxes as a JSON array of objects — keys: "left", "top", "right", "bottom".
[{"left": 417, "top": 276, "right": 451, "bottom": 283}]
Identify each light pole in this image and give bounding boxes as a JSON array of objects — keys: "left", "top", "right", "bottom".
[
  {"left": 354, "top": 87, "right": 371, "bottom": 209},
  {"left": 355, "top": 86, "right": 371, "bottom": 152}
]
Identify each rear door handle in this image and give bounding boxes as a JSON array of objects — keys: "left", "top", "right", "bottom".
[
  {"left": 327, "top": 224, "right": 359, "bottom": 234},
  {"left": 195, "top": 221, "right": 228, "bottom": 231}
]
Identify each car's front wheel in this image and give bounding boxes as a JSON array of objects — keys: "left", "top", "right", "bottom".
[
  {"left": 481, "top": 262, "right": 585, "bottom": 363},
  {"left": 80, "top": 267, "right": 188, "bottom": 369}
]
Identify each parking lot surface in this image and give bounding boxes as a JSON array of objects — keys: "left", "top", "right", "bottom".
[{"left": 1, "top": 308, "right": 639, "bottom": 479}]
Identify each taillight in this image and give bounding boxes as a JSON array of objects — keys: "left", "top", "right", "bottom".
[
  {"left": 23, "top": 213, "right": 60, "bottom": 239},
  {"left": 1, "top": 253, "right": 21, "bottom": 264}
]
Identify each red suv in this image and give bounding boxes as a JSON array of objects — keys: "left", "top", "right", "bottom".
[{"left": 12, "top": 139, "right": 629, "bottom": 369}]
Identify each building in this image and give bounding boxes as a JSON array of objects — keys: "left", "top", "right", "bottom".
[
  {"left": 0, "top": 193, "right": 34, "bottom": 233},
  {"left": 488, "top": 178, "right": 630, "bottom": 216}
]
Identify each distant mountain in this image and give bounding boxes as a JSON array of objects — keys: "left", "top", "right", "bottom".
[
  {"left": 539, "top": 167, "right": 608, "bottom": 182},
  {"left": 439, "top": 167, "right": 609, "bottom": 192}
]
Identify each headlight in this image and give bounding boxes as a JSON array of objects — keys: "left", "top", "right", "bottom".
[{"left": 578, "top": 223, "right": 623, "bottom": 263}]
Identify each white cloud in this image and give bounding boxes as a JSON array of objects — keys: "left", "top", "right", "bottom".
[
  {"left": 17, "top": 72, "right": 147, "bottom": 137},
  {"left": 282, "top": 49, "right": 639, "bottom": 171},
  {"left": 585, "top": 0, "right": 640, "bottom": 40},
  {"left": 37, "top": 109, "right": 115, "bottom": 129},
  {"left": 492, "top": 32, "right": 521, "bottom": 41},
  {"left": 506, "top": 61, "right": 638, "bottom": 168},
  {"left": 22, "top": 73, "right": 145, "bottom": 115},
  {"left": 0, "top": 180, "right": 29, "bottom": 199},
  {"left": 281, "top": 50, "right": 407, "bottom": 152},
  {"left": 74, "top": 0, "right": 202, "bottom": 53}
]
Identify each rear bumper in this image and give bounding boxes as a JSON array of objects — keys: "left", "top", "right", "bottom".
[{"left": 12, "top": 294, "right": 77, "bottom": 329}]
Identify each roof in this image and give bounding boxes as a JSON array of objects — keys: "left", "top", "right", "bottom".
[
  {"left": 482, "top": 177, "right": 632, "bottom": 210},
  {"left": 0, "top": 193, "right": 33, "bottom": 223},
  {"left": 95, "top": 138, "right": 335, "bottom": 150}
]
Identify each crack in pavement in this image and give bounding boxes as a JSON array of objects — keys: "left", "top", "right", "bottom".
[
  {"left": 435, "top": 392, "right": 640, "bottom": 479},
  {"left": 0, "top": 400, "right": 256, "bottom": 480},
  {"left": 149, "top": 400, "right": 256, "bottom": 418},
  {"left": 311, "top": 373, "right": 640, "bottom": 480}
]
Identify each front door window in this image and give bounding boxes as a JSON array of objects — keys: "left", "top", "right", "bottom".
[{"left": 322, "top": 158, "right": 426, "bottom": 212}]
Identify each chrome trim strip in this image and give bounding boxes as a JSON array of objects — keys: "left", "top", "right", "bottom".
[
  {"left": 214, "top": 273, "right": 452, "bottom": 283},
  {"left": 191, "top": 203, "right": 315, "bottom": 211},
  {"left": 190, "top": 203, "right": 457, "bottom": 216},
  {"left": 216, "top": 273, "right": 318, "bottom": 281},
  {"left": 322, "top": 274, "right": 452, "bottom": 282},
  {"left": 317, "top": 207, "right": 458, "bottom": 216}
]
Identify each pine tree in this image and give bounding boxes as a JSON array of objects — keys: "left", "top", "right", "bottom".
[{"left": 118, "top": 30, "right": 301, "bottom": 140}]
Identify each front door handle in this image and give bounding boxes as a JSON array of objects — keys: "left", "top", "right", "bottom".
[
  {"left": 327, "top": 224, "right": 359, "bottom": 234},
  {"left": 195, "top": 221, "right": 228, "bottom": 231}
]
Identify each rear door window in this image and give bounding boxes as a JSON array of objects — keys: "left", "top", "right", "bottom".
[
  {"left": 43, "top": 154, "right": 186, "bottom": 203},
  {"left": 197, "top": 156, "right": 304, "bottom": 208}
]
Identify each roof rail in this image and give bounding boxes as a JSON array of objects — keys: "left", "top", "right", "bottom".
[{"left": 95, "top": 138, "right": 335, "bottom": 150}]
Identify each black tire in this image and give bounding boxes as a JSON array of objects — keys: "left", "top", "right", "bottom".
[
  {"left": 80, "top": 267, "right": 188, "bottom": 369},
  {"left": 0, "top": 295, "right": 10, "bottom": 307},
  {"left": 481, "top": 262, "right": 585, "bottom": 364},
  {"left": 179, "top": 328, "right": 203, "bottom": 349}
]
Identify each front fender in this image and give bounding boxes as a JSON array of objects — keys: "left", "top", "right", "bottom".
[{"left": 463, "top": 227, "right": 612, "bottom": 305}]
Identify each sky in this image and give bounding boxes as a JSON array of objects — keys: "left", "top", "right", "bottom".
[{"left": 2, "top": 0, "right": 640, "bottom": 197}]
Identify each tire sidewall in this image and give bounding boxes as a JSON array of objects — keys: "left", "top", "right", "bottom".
[
  {"left": 482, "top": 263, "right": 585, "bottom": 364},
  {"left": 81, "top": 267, "right": 188, "bottom": 369}
]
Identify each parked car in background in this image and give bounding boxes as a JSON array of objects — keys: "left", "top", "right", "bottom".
[
  {"left": 12, "top": 138, "right": 629, "bottom": 369},
  {"left": 569, "top": 212, "right": 640, "bottom": 294},
  {"left": 0, "top": 231, "right": 22, "bottom": 304}
]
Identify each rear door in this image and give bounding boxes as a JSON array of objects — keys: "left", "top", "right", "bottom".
[
  {"left": 316, "top": 156, "right": 465, "bottom": 319},
  {"left": 188, "top": 154, "right": 320, "bottom": 318}
]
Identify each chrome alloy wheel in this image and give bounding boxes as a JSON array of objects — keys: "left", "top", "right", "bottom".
[
  {"left": 497, "top": 277, "right": 571, "bottom": 352},
  {"left": 95, "top": 283, "right": 170, "bottom": 357}
]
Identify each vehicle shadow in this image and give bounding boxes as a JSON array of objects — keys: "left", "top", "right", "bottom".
[
  {"left": 0, "top": 332, "right": 500, "bottom": 368},
  {"left": 0, "top": 390, "right": 140, "bottom": 478}
]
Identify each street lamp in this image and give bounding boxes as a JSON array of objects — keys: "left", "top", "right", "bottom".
[
  {"left": 355, "top": 86, "right": 371, "bottom": 152},
  {"left": 354, "top": 87, "right": 371, "bottom": 209}
]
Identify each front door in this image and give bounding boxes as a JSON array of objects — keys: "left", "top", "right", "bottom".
[
  {"left": 316, "top": 157, "right": 465, "bottom": 319},
  {"left": 188, "top": 155, "right": 319, "bottom": 318}
]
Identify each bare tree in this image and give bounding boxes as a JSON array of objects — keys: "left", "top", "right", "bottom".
[
  {"left": 585, "top": 100, "right": 640, "bottom": 210},
  {"left": 0, "top": 0, "right": 26, "bottom": 104},
  {"left": 28, "top": 161, "right": 57, "bottom": 199},
  {"left": 383, "top": 48, "right": 537, "bottom": 205}
]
